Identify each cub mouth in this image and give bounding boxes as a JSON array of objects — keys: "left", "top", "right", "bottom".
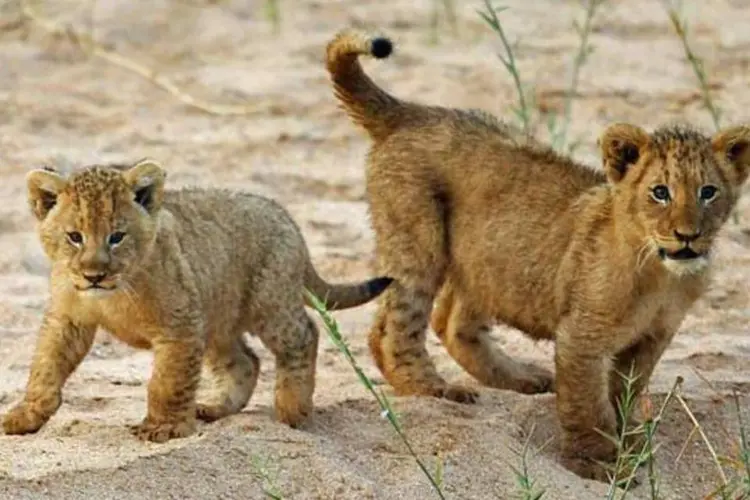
[
  {"left": 75, "top": 284, "right": 117, "bottom": 292},
  {"left": 658, "top": 247, "right": 703, "bottom": 261}
]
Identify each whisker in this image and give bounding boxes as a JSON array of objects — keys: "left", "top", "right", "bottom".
[
  {"left": 120, "top": 280, "right": 140, "bottom": 308},
  {"left": 635, "top": 242, "right": 649, "bottom": 273},
  {"left": 635, "top": 241, "right": 657, "bottom": 275}
]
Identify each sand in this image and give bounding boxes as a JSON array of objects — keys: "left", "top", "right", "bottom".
[{"left": 1, "top": 0, "right": 750, "bottom": 498}]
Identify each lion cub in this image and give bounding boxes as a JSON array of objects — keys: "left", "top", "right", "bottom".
[
  {"left": 3, "top": 159, "right": 392, "bottom": 443},
  {"left": 325, "top": 30, "right": 750, "bottom": 480}
]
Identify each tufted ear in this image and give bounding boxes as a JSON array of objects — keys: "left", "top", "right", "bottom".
[
  {"left": 122, "top": 158, "right": 166, "bottom": 213},
  {"left": 26, "top": 168, "right": 68, "bottom": 221},
  {"left": 711, "top": 125, "right": 750, "bottom": 186},
  {"left": 598, "top": 123, "right": 651, "bottom": 183}
]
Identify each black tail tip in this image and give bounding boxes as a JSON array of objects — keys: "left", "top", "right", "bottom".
[
  {"left": 368, "top": 276, "right": 394, "bottom": 296},
  {"left": 370, "top": 37, "right": 393, "bottom": 59}
]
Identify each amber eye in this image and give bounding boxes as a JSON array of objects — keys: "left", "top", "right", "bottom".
[
  {"left": 108, "top": 231, "right": 127, "bottom": 246},
  {"left": 651, "top": 185, "right": 671, "bottom": 203},
  {"left": 67, "top": 231, "right": 83, "bottom": 245},
  {"left": 699, "top": 185, "right": 718, "bottom": 202}
]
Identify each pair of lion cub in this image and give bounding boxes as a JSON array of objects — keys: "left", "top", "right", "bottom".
[{"left": 4, "top": 29, "right": 749, "bottom": 483}]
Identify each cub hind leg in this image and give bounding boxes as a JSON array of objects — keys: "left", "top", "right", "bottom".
[
  {"left": 196, "top": 335, "right": 260, "bottom": 422},
  {"left": 370, "top": 281, "right": 478, "bottom": 403},
  {"left": 257, "top": 309, "right": 319, "bottom": 428},
  {"left": 438, "top": 288, "right": 554, "bottom": 394},
  {"left": 366, "top": 167, "right": 476, "bottom": 403},
  {"left": 430, "top": 278, "right": 456, "bottom": 337}
]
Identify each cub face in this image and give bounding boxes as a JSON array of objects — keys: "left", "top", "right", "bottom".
[
  {"left": 599, "top": 123, "right": 750, "bottom": 277},
  {"left": 26, "top": 159, "right": 166, "bottom": 297}
]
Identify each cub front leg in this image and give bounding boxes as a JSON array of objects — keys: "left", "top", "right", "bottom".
[
  {"left": 610, "top": 332, "right": 674, "bottom": 435},
  {"left": 3, "top": 312, "right": 96, "bottom": 435},
  {"left": 555, "top": 336, "right": 619, "bottom": 482},
  {"left": 131, "top": 333, "right": 204, "bottom": 443}
]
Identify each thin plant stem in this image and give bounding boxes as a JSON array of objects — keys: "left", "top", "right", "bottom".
[
  {"left": 507, "top": 423, "right": 548, "bottom": 499},
  {"left": 264, "top": 0, "right": 281, "bottom": 35},
  {"left": 662, "top": 0, "right": 721, "bottom": 131},
  {"left": 477, "top": 0, "right": 531, "bottom": 136},
  {"left": 617, "top": 377, "right": 682, "bottom": 498},
  {"left": 552, "top": 0, "right": 606, "bottom": 150},
  {"left": 305, "top": 290, "right": 446, "bottom": 500}
]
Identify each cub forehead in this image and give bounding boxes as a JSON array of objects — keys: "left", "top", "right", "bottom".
[
  {"left": 64, "top": 166, "right": 130, "bottom": 203},
  {"left": 56, "top": 166, "right": 134, "bottom": 226},
  {"left": 648, "top": 125, "right": 721, "bottom": 180},
  {"left": 650, "top": 126, "right": 714, "bottom": 163}
]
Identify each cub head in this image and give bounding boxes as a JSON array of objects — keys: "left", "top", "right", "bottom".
[
  {"left": 26, "top": 158, "right": 167, "bottom": 296},
  {"left": 599, "top": 122, "right": 750, "bottom": 277}
]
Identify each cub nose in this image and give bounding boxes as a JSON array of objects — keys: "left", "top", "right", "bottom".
[
  {"left": 82, "top": 272, "right": 107, "bottom": 285},
  {"left": 674, "top": 229, "right": 701, "bottom": 243}
]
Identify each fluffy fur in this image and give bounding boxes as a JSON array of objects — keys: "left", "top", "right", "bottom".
[
  {"left": 325, "top": 29, "right": 750, "bottom": 480},
  {"left": 3, "top": 159, "right": 392, "bottom": 442}
]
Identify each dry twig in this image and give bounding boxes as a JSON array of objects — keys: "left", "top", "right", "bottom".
[
  {"left": 674, "top": 391, "right": 730, "bottom": 488},
  {"left": 20, "top": 0, "right": 265, "bottom": 116}
]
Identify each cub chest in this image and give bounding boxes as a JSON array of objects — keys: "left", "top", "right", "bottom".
[
  {"left": 93, "top": 298, "right": 159, "bottom": 350},
  {"left": 617, "top": 288, "right": 694, "bottom": 352}
]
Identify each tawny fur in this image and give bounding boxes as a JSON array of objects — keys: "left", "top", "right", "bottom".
[
  {"left": 325, "top": 29, "right": 750, "bottom": 481},
  {"left": 3, "top": 159, "right": 392, "bottom": 443}
]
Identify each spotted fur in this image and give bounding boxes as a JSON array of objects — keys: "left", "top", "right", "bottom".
[{"left": 3, "top": 159, "right": 392, "bottom": 442}]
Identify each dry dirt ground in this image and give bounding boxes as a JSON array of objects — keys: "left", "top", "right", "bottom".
[{"left": 1, "top": 0, "right": 750, "bottom": 498}]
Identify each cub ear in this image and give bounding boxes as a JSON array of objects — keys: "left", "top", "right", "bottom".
[
  {"left": 711, "top": 125, "right": 750, "bottom": 186},
  {"left": 26, "top": 168, "right": 67, "bottom": 221},
  {"left": 122, "top": 158, "right": 166, "bottom": 213},
  {"left": 598, "top": 123, "right": 651, "bottom": 183}
]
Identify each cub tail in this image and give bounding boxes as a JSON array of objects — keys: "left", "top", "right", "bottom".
[
  {"left": 325, "top": 30, "right": 403, "bottom": 141},
  {"left": 304, "top": 263, "right": 393, "bottom": 311}
]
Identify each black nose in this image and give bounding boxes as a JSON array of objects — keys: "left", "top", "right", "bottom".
[
  {"left": 674, "top": 230, "right": 701, "bottom": 243},
  {"left": 83, "top": 272, "right": 107, "bottom": 285}
]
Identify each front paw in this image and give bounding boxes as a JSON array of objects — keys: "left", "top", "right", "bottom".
[
  {"left": 130, "top": 417, "right": 196, "bottom": 443},
  {"left": 2, "top": 402, "right": 52, "bottom": 435}
]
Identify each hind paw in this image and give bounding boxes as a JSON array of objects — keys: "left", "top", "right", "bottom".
[
  {"left": 196, "top": 403, "right": 231, "bottom": 422},
  {"left": 512, "top": 364, "right": 555, "bottom": 394},
  {"left": 393, "top": 381, "right": 479, "bottom": 404},
  {"left": 130, "top": 417, "right": 196, "bottom": 443},
  {"left": 438, "top": 384, "right": 480, "bottom": 404}
]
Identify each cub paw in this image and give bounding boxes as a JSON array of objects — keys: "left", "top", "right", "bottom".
[
  {"left": 2, "top": 402, "right": 51, "bottom": 435},
  {"left": 394, "top": 381, "right": 480, "bottom": 404},
  {"left": 439, "top": 384, "right": 480, "bottom": 404},
  {"left": 275, "top": 393, "right": 313, "bottom": 429},
  {"left": 514, "top": 364, "right": 555, "bottom": 394},
  {"left": 196, "top": 403, "right": 230, "bottom": 423},
  {"left": 130, "top": 418, "right": 196, "bottom": 443}
]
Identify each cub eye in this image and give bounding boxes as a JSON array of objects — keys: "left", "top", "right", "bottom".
[
  {"left": 67, "top": 231, "right": 83, "bottom": 245},
  {"left": 108, "top": 231, "right": 127, "bottom": 246},
  {"left": 699, "top": 185, "right": 718, "bottom": 202},
  {"left": 651, "top": 185, "right": 671, "bottom": 203}
]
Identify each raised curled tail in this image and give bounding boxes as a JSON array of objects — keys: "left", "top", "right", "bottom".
[
  {"left": 304, "top": 264, "right": 393, "bottom": 311},
  {"left": 326, "top": 30, "right": 401, "bottom": 141}
]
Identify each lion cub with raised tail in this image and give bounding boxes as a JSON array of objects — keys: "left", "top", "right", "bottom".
[
  {"left": 325, "top": 29, "right": 750, "bottom": 481},
  {"left": 3, "top": 159, "right": 392, "bottom": 442}
]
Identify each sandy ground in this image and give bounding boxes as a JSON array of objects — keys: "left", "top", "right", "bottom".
[{"left": 1, "top": 0, "right": 750, "bottom": 498}]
